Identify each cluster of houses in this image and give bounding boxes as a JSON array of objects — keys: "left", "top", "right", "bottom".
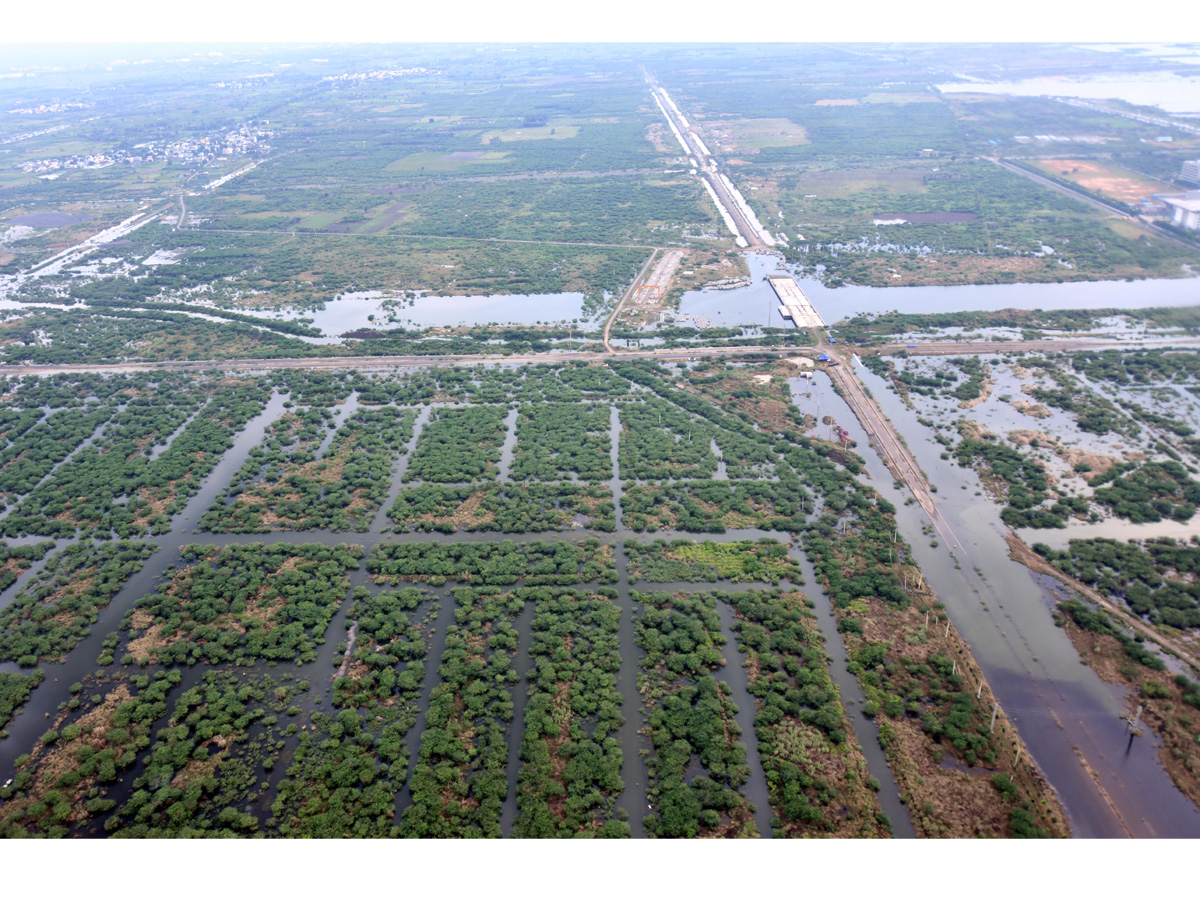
[
  {"left": 321, "top": 67, "right": 438, "bottom": 84},
  {"left": 16, "top": 122, "right": 273, "bottom": 174}
]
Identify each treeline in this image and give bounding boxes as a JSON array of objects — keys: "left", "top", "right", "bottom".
[
  {"left": 0, "top": 670, "right": 44, "bottom": 736},
  {"left": 0, "top": 673, "right": 177, "bottom": 837},
  {"left": 400, "top": 587, "right": 520, "bottom": 837},
  {"left": 1070, "top": 348, "right": 1200, "bottom": 385},
  {"left": 404, "top": 405, "right": 509, "bottom": 483},
  {"left": 273, "top": 587, "right": 434, "bottom": 835},
  {"left": 804, "top": 497, "right": 1061, "bottom": 837},
  {"left": 48, "top": 289, "right": 323, "bottom": 337},
  {"left": 511, "top": 402, "right": 612, "bottom": 482},
  {"left": 618, "top": 397, "right": 718, "bottom": 480},
  {"left": 2, "top": 377, "right": 270, "bottom": 538},
  {"left": 953, "top": 435, "right": 1081, "bottom": 530},
  {"left": 0, "top": 405, "right": 112, "bottom": 505},
  {"left": 726, "top": 589, "right": 888, "bottom": 837},
  {"left": 108, "top": 672, "right": 303, "bottom": 837},
  {"left": 623, "top": 481, "right": 812, "bottom": 533},
  {"left": 202, "top": 406, "right": 414, "bottom": 533},
  {"left": 334, "top": 586, "right": 431, "bottom": 710},
  {"left": 1038, "top": 537, "right": 1200, "bottom": 631},
  {"left": 1089, "top": 460, "right": 1200, "bottom": 524},
  {"left": 0, "top": 541, "right": 55, "bottom": 593}
]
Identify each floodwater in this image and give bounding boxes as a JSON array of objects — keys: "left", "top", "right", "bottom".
[
  {"left": 803, "top": 275, "right": 1200, "bottom": 323},
  {"left": 676, "top": 251, "right": 1200, "bottom": 329},
  {"left": 936, "top": 75, "right": 1200, "bottom": 115},
  {"left": 4, "top": 363, "right": 1200, "bottom": 838},
  {"left": 8, "top": 213, "right": 88, "bottom": 228},
  {"left": 677, "top": 252, "right": 792, "bottom": 328},
  {"left": 1020, "top": 514, "right": 1200, "bottom": 550},
  {"left": 839, "top": 360, "right": 1200, "bottom": 837},
  {"left": 270, "top": 290, "right": 596, "bottom": 340},
  {"left": 1, "top": 386, "right": 922, "bottom": 840}
]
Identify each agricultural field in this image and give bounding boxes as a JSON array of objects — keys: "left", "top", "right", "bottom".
[
  {"left": 201, "top": 405, "right": 415, "bottom": 532},
  {"left": 404, "top": 406, "right": 509, "bottom": 484},
  {"left": 633, "top": 590, "right": 759, "bottom": 837},
  {"left": 0, "top": 358, "right": 1076, "bottom": 839}
]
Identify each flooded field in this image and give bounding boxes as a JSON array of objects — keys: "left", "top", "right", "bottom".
[
  {"left": 844, "top": 352, "right": 1200, "bottom": 837},
  {"left": 273, "top": 290, "right": 595, "bottom": 340},
  {"left": 677, "top": 251, "right": 1200, "bottom": 330},
  {"left": 937, "top": 75, "right": 1200, "bottom": 114}
]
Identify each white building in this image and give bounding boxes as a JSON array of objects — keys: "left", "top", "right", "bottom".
[
  {"left": 1183, "top": 160, "right": 1200, "bottom": 186},
  {"left": 1162, "top": 191, "right": 1200, "bottom": 229}
]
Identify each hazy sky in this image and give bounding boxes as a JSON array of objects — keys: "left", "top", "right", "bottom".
[{"left": 2, "top": 0, "right": 1185, "bottom": 44}]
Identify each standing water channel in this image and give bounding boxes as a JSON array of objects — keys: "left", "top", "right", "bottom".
[
  {"left": 5, "top": 359, "right": 1196, "bottom": 838},
  {"left": 801, "top": 362, "right": 1200, "bottom": 837}
]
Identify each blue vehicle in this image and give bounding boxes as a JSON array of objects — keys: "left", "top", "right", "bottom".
[{"left": 906, "top": 344, "right": 917, "bottom": 349}]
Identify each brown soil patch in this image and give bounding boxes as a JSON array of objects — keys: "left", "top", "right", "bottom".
[
  {"left": 1032, "top": 158, "right": 1171, "bottom": 204},
  {"left": 1012, "top": 400, "right": 1050, "bottom": 418},
  {"left": 12, "top": 683, "right": 133, "bottom": 826},
  {"left": 957, "top": 419, "right": 992, "bottom": 443},
  {"left": 1059, "top": 447, "right": 1120, "bottom": 479},
  {"left": 170, "top": 751, "right": 225, "bottom": 789},
  {"left": 1007, "top": 428, "right": 1058, "bottom": 448},
  {"left": 889, "top": 718, "right": 1011, "bottom": 838},
  {"left": 0, "top": 557, "right": 30, "bottom": 579},
  {"left": 958, "top": 374, "right": 994, "bottom": 410}
]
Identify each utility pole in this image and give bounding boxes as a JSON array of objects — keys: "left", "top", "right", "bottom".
[{"left": 1124, "top": 704, "right": 1144, "bottom": 753}]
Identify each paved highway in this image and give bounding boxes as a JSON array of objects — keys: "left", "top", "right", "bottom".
[
  {"left": 4, "top": 335, "right": 1193, "bottom": 377},
  {"left": 645, "top": 73, "right": 766, "bottom": 250}
]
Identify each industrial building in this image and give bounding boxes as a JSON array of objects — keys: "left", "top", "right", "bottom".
[{"left": 1161, "top": 191, "right": 1200, "bottom": 230}]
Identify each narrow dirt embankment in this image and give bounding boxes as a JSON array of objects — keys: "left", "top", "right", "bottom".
[{"left": 1005, "top": 530, "right": 1200, "bottom": 673}]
